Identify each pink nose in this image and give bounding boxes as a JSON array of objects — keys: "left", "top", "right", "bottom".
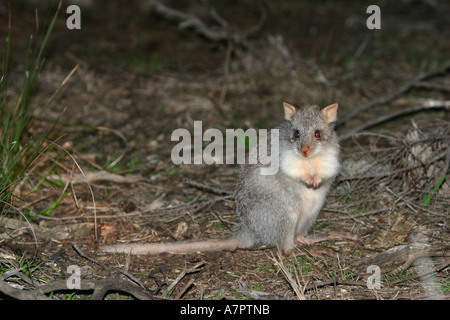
[{"left": 301, "top": 145, "right": 311, "bottom": 157}]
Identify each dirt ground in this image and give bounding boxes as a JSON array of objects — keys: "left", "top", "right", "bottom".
[{"left": 0, "top": 0, "right": 449, "bottom": 300}]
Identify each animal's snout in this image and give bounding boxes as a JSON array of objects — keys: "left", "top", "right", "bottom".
[{"left": 300, "top": 144, "right": 312, "bottom": 157}]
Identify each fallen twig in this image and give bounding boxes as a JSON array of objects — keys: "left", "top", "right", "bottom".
[
  {"left": 184, "top": 178, "right": 233, "bottom": 196},
  {"left": 337, "top": 150, "right": 447, "bottom": 182},
  {"left": 317, "top": 207, "right": 392, "bottom": 222},
  {"left": 146, "top": 0, "right": 266, "bottom": 47},
  {"left": 340, "top": 99, "right": 450, "bottom": 141},
  {"left": 337, "top": 61, "right": 450, "bottom": 127},
  {"left": 397, "top": 251, "right": 450, "bottom": 272},
  {"left": 304, "top": 278, "right": 368, "bottom": 291},
  {"left": 32, "top": 278, "right": 158, "bottom": 300},
  {"left": 269, "top": 251, "right": 307, "bottom": 300},
  {"left": 0, "top": 278, "right": 50, "bottom": 300},
  {"left": 165, "top": 261, "right": 205, "bottom": 298},
  {"left": 72, "top": 242, "right": 110, "bottom": 272},
  {"left": 237, "top": 280, "right": 285, "bottom": 300},
  {"left": 385, "top": 259, "right": 450, "bottom": 287},
  {"left": 0, "top": 217, "right": 89, "bottom": 242},
  {"left": 173, "top": 278, "right": 195, "bottom": 300}
]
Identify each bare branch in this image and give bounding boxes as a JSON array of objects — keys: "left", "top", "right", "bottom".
[
  {"left": 146, "top": 0, "right": 266, "bottom": 46},
  {"left": 337, "top": 61, "right": 450, "bottom": 127},
  {"left": 340, "top": 99, "right": 450, "bottom": 141}
]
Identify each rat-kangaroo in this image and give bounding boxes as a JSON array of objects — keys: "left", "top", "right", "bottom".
[{"left": 99, "top": 102, "right": 357, "bottom": 255}]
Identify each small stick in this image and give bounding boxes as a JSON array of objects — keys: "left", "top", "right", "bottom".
[
  {"left": 340, "top": 99, "right": 450, "bottom": 141},
  {"left": 184, "top": 178, "right": 233, "bottom": 196},
  {"left": 397, "top": 251, "right": 450, "bottom": 272},
  {"left": 120, "top": 270, "right": 148, "bottom": 291},
  {"left": 33, "top": 278, "right": 158, "bottom": 300},
  {"left": 173, "top": 278, "right": 195, "bottom": 300},
  {"left": 385, "top": 259, "right": 450, "bottom": 287},
  {"left": 304, "top": 279, "right": 368, "bottom": 291},
  {"left": 72, "top": 242, "right": 110, "bottom": 272},
  {"left": 165, "top": 261, "right": 205, "bottom": 296},
  {"left": 337, "top": 150, "right": 447, "bottom": 182},
  {"left": 337, "top": 61, "right": 450, "bottom": 126},
  {"left": 317, "top": 207, "right": 392, "bottom": 222},
  {"left": 0, "top": 278, "right": 50, "bottom": 300}
]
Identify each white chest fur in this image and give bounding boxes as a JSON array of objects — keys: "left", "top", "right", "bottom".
[
  {"left": 280, "top": 148, "right": 340, "bottom": 235},
  {"left": 280, "top": 148, "right": 340, "bottom": 182}
]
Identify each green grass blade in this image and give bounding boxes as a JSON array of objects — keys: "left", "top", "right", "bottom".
[{"left": 422, "top": 173, "right": 447, "bottom": 206}]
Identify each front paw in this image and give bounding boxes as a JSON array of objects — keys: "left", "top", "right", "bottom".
[
  {"left": 305, "top": 175, "right": 321, "bottom": 189},
  {"left": 305, "top": 176, "right": 314, "bottom": 188},
  {"left": 312, "top": 175, "right": 322, "bottom": 189}
]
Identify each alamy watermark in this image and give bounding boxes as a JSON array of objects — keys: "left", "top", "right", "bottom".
[
  {"left": 65, "top": 4, "right": 380, "bottom": 31},
  {"left": 66, "top": 5, "right": 82, "bottom": 30},
  {"left": 366, "top": 5, "right": 381, "bottom": 30},
  {"left": 171, "top": 121, "right": 280, "bottom": 175},
  {"left": 367, "top": 265, "right": 381, "bottom": 290},
  {"left": 66, "top": 265, "right": 81, "bottom": 290}
]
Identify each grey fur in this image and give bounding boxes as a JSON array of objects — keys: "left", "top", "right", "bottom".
[
  {"left": 99, "top": 103, "right": 341, "bottom": 255},
  {"left": 234, "top": 104, "right": 340, "bottom": 253}
]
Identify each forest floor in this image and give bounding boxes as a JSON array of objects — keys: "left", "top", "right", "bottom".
[{"left": 0, "top": 0, "right": 449, "bottom": 300}]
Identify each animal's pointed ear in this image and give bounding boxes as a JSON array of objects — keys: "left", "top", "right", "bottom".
[
  {"left": 321, "top": 103, "right": 338, "bottom": 124},
  {"left": 283, "top": 102, "right": 298, "bottom": 121}
]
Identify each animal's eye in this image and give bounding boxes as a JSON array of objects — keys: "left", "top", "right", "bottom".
[
  {"left": 314, "top": 130, "right": 321, "bottom": 139},
  {"left": 294, "top": 130, "right": 300, "bottom": 139}
]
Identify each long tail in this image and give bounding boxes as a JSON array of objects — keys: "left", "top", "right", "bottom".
[{"left": 99, "top": 238, "right": 242, "bottom": 255}]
